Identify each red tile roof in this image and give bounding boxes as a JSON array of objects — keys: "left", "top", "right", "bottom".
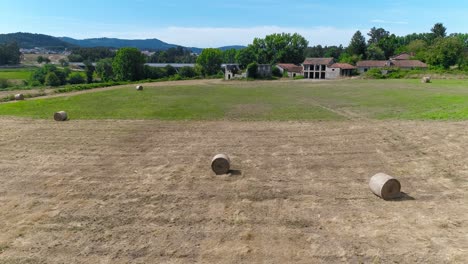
[
  {"left": 391, "top": 53, "right": 414, "bottom": 60},
  {"left": 276, "top": 63, "right": 303, "bottom": 73},
  {"left": 357, "top": 60, "right": 428, "bottom": 68},
  {"left": 303, "top": 58, "right": 334, "bottom": 65},
  {"left": 329, "top": 63, "right": 357, "bottom": 70},
  {"left": 392, "top": 60, "right": 428, "bottom": 68},
  {"left": 356, "top": 60, "right": 389, "bottom": 67}
]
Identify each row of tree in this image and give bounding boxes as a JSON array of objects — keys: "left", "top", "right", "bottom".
[
  {"left": 342, "top": 23, "right": 467, "bottom": 68},
  {"left": 0, "top": 42, "right": 21, "bottom": 65}
]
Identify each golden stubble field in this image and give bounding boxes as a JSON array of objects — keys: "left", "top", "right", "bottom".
[{"left": 0, "top": 118, "right": 467, "bottom": 263}]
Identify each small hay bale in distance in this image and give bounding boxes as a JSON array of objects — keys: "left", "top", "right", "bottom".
[
  {"left": 369, "top": 173, "right": 401, "bottom": 200},
  {"left": 54, "top": 111, "right": 68, "bottom": 121},
  {"left": 421, "top": 76, "right": 431, "bottom": 83},
  {"left": 136, "top": 85, "right": 143, "bottom": 91},
  {"left": 211, "top": 154, "right": 231, "bottom": 175},
  {"left": 14, "top": 94, "right": 24, "bottom": 101}
]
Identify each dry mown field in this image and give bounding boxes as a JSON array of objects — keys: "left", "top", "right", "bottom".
[{"left": 0, "top": 118, "right": 467, "bottom": 263}]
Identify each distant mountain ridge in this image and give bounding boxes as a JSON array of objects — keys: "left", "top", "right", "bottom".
[
  {"left": 0, "top": 32, "right": 75, "bottom": 49},
  {"left": 0, "top": 32, "right": 245, "bottom": 53}
]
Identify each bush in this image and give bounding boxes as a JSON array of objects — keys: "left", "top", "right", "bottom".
[
  {"left": 0, "top": 78, "right": 10, "bottom": 89},
  {"left": 294, "top": 75, "right": 305, "bottom": 80},
  {"left": 45, "top": 72, "right": 61, "bottom": 86},
  {"left": 247, "top": 62, "right": 258, "bottom": 78},
  {"left": 386, "top": 68, "right": 406, "bottom": 79},
  {"left": 165, "top": 65, "right": 177, "bottom": 76},
  {"left": 179, "top": 66, "right": 197, "bottom": 78},
  {"left": 363, "top": 68, "right": 385, "bottom": 79},
  {"left": 68, "top": 72, "right": 86, "bottom": 84},
  {"left": 272, "top": 66, "right": 282, "bottom": 77}
]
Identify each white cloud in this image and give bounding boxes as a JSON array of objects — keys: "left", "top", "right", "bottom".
[{"left": 88, "top": 26, "right": 357, "bottom": 48}]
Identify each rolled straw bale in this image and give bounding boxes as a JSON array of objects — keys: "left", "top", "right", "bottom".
[
  {"left": 421, "top": 76, "right": 431, "bottom": 83},
  {"left": 369, "top": 173, "right": 401, "bottom": 200},
  {"left": 211, "top": 154, "right": 230, "bottom": 175},
  {"left": 14, "top": 94, "right": 24, "bottom": 101},
  {"left": 54, "top": 111, "right": 68, "bottom": 121},
  {"left": 136, "top": 85, "right": 143, "bottom": 91}
]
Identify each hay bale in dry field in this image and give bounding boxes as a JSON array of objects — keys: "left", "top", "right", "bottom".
[
  {"left": 211, "top": 154, "right": 230, "bottom": 175},
  {"left": 136, "top": 85, "right": 143, "bottom": 91},
  {"left": 421, "top": 76, "right": 431, "bottom": 83},
  {"left": 14, "top": 94, "right": 24, "bottom": 101},
  {"left": 54, "top": 111, "right": 68, "bottom": 121},
  {"left": 369, "top": 173, "right": 401, "bottom": 200}
]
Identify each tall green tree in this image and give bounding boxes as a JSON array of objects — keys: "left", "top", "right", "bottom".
[
  {"left": 367, "top": 27, "right": 390, "bottom": 45},
  {"left": 196, "top": 48, "right": 223, "bottom": 76},
  {"left": 366, "top": 44, "right": 385, "bottom": 60},
  {"left": 96, "top": 58, "right": 114, "bottom": 81},
  {"left": 431, "top": 23, "right": 447, "bottom": 39},
  {"left": 347, "top": 31, "right": 367, "bottom": 58},
  {"left": 427, "top": 37, "right": 464, "bottom": 69},
  {"left": 0, "top": 42, "right": 21, "bottom": 65},
  {"left": 250, "top": 33, "right": 308, "bottom": 64},
  {"left": 84, "top": 61, "right": 95, "bottom": 83},
  {"left": 112, "top": 47, "right": 146, "bottom": 81},
  {"left": 235, "top": 46, "right": 257, "bottom": 69},
  {"left": 222, "top": 48, "right": 238, "bottom": 63}
]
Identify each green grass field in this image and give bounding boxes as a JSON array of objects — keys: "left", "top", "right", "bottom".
[
  {"left": 0, "top": 68, "right": 36, "bottom": 80},
  {"left": 0, "top": 79, "right": 467, "bottom": 120}
]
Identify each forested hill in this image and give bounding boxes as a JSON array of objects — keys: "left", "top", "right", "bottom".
[
  {"left": 0, "top": 32, "right": 75, "bottom": 49},
  {"left": 59, "top": 37, "right": 245, "bottom": 52},
  {"left": 0, "top": 32, "right": 246, "bottom": 52},
  {"left": 59, "top": 37, "right": 177, "bottom": 50}
]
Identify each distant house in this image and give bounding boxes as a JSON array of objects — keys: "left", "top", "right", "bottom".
[
  {"left": 302, "top": 58, "right": 356, "bottom": 79},
  {"left": 254, "top": 64, "right": 272, "bottom": 78},
  {"left": 327, "top": 63, "right": 357, "bottom": 78},
  {"left": 276, "top": 63, "right": 303, "bottom": 78},
  {"left": 223, "top": 64, "right": 242, "bottom": 80},
  {"left": 356, "top": 58, "right": 427, "bottom": 73}
]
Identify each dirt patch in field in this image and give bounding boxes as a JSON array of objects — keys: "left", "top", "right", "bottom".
[{"left": 0, "top": 119, "right": 467, "bottom": 263}]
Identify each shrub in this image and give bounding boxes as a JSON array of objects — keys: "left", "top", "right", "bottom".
[
  {"left": 0, "top": 78, "right": 10, "bottom": 89},
  {"left": 272, "top": 66, "right": 282, "bottom": 77},
  {"left": 247, "top": 62, "right": 258, "bottom": 78},
  {"left": 165, "top": 65, "right": 177, "bottom": 76},
  {"left": 45, "top": 72, "right": 61, "bottom": 86},
  {"left": 68, "top": 72, "right": 86, "bottom": 84},
  {"left": 363, "top": 68, "right": 385, "bottom": 79},
  {"left": 293, "top": 75, "right": 305, "bottom": 80},
  {"left": 179, "top": 66, "right": 197, "bottom": 78}
]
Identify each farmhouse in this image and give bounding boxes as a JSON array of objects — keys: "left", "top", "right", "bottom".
[
  {"left": 357, "top": 54, "right": 427, "bottom": 73},
  {"left": 276, "top": 63, "right": 303, "bottom": 77},
  {"left": 223, "top": 64, "right": 242, "bottom": 80},
  {"left": 302, "top": 58, "right": 356, "bottom": 79}
]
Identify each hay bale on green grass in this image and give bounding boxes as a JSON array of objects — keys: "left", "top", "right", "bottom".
[
  {"left": 369, "top": 173, "right": 401, "bottom": 200},
  {"left": 54, "top": 111, "right": 68, "bottom": 121},
  {"left": 211, "top": 154, "right": 230, "bottom": 175},
  {"left": 14, "top": 94, "right": 24, "bottom": 101},
  {"left": 136, "top": 85, "right": 143, "bottom": 91},
  {"left": 421, "top": 76, "right": 431, "bottom": 83}
]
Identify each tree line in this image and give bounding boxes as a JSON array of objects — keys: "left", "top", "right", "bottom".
[{"left": 340, "top": 23, "right": 467, "bottom": 69}]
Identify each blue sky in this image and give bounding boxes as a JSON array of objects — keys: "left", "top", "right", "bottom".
[{"left": 0, "top": 0, "right": 467, "bottom": 47}]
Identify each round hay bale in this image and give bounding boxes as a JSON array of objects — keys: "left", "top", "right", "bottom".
[
  {"left": 54, "top": 111, "right": 68, "bottom": 121},
  {"left": 14, "top": 94, "right": 24, "bottom": 101},
  {"left": 211, "top": 154, "right": 230, "bottom": 175},
  {"left": 421, "top": 76, "right": 431, "bottom": 83},
  {"left": 136, "top": 85, "right": 143, "bottom": 91},
  {"left": 369, "top": 173, "right": 401, "bottom": 200}
]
